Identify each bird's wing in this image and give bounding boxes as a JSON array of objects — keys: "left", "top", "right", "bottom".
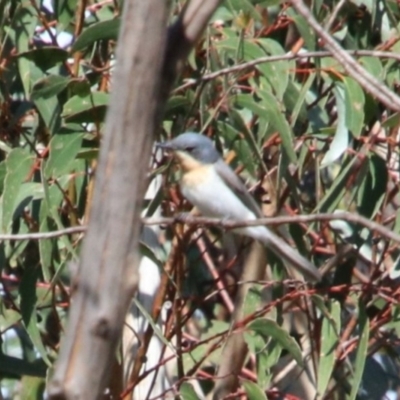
[{"left": 214, "top": 159, "right": 263, "bottom": 218}]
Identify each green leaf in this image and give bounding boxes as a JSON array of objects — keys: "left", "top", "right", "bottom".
[
  {"left": 244, "top": 330, "right": 268, "bottom": 355},
  {"left": 256, "top": 347, "right": 274, "bottom": 387},
  {"left": 247, "top": 318, "right": 303, "bottom": 367},
  {"left": 44, "top": 132, "right": 84, "bottom": 178},
  {"left": 233, "top": 91, "right": 295, "bottom": 164},
  {"left": 0, "top": 161, "right": 7, "bottom": 195},
  {"left": 286, "top": 74, "right": 315, "bottom": 128},
  {"left": 321, "top": 85, "right": 349, "bottom": 167},
  {"left": 2, "top": 149, "right": 35, "bottom": 232},
  {"left": 217, "top": 119, "right": 258, "bottom": 175},
  {"left": 0, "top": 308, "right": 21, "bottom": 331},
  {"left": 348, "top": 305, "right": 369, "bottom": 400},
  {"left": 15, "top": 5, "right": 38, "bottom": 96},
  {"left": 315, "top": 156, "right": 359, "bottom": 213},
  {"left": 242, "top": 380, "right": 268, "bottom": 400},
  {"left": 55, "top": 0, "right": 77, "bottom": 30},
  {"left": 258, "top": 90, "right": 297, "bottom": 163},
  {"left": 71, "top": 19, "right": 121, "bottom": 52},
  {"left": 132, "top": 297, "right": 176, "bottom": 355},
  {"left": 41, "top": 168, "right": 78, "bottom": 260},
  {"left": 17, "top": 47, "right": 69, "bottom": 71},
  {"left": 243, "top": 284, "right": 263, "bottom": 317},
  {"left": 382, "top": 112, "right": 400, "bottom": 128},
  {"left": 34, "top": 95, "right": 62, "bottom": 134},
  {"left": 357, "top": 155, "right": 387, "bottom": 218},
  {"left": 317, "top": 300, "right": 341, "bottom": 396},
  {"left": 286, "top": 8, "right": 316, "bottom": 50},
  {"left": 216, "top": 37, "right": 284, "bottom": 92},
  {"left": 179, "top": 382, "right": 201, "bottom": 400},
  {"left": 19, "top": 376, "right": 45, "bottom": 399},
  {"left": 62, "top": 92, "right": 109, "bottom": 122},
  {"left": 166, "top": 95, "right": 192, "bottom": 113},
  {"left": 343, "top": 77, "right": 365, "bottom": 138},
  {"left": 256, "top": 38, "right": 291, "bottom": 99},
  {"left": 0, "top": 354, "right": 47, "bottom": 377},
  {"left": 31, "top": 75, "right": 71, "bottom": 99},
  {"left": 76, "top": 149, "right": 99, "bottom": 160},
  {"left": 210, "top": 6, "right": 234, "bottom": 23},
  {"left": 244, "top": 326, "right": 282, "bottom": 388},
  {"left": 233, "top": 94, "right": 268, "bottom": 120},
  {"left": 19, "top": 266, "right": 52, "bottom": 366},
  {"left": 359, "top": 57, "right": 383, "bottom": 82},
  {"left": 14, "top": 182, "right": 44, "bottom": 214},
  {"left": 225, "top": 0, "right": 263, "bottom": 22},
  {"left": 139, "top": 240, "right": 163, "bottom": 270},
  {"left": 38, "top": 220, "right": 54, "bottom": 282},
  {"left": 183, "top": 320, "right": 229, "bottom": 370}
]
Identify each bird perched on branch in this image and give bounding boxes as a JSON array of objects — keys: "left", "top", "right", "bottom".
[{"left": 157, "top": 132, "right": 321, "bottom": 282}]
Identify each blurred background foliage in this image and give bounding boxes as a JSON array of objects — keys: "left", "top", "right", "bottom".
[{"left": 1, "top": 0, "right": 400, "bottom": 399}]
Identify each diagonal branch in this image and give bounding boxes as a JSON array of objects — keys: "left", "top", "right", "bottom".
[{"left": 290, "top": 0, "right": 400, "bottom": 111}]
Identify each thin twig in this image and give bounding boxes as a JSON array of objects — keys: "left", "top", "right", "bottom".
[
  {"left": 4, "top": 211, "right": 398, "bottom": 244},
  {"left": 0, "top": 226, "right": 86, "bottom": 241},
  {"left": 142, "top": 212, "right": 400, "bottom": 243},
  {"left": 173, "top": 50, "right": 400, "bottom": 93}
]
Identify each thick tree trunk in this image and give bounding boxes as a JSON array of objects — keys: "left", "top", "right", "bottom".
[
  {"left": 48, "top": 0, "right": 222, "bottom": 398},
  {"left": 48, "top": 1, "right": 168, "bottom": 398}
]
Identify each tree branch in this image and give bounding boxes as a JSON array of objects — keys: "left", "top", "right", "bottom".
[
  {"left": 142, "top": 212, "right": 400, "bottom": 244},
  {"left": 5, "top": 212, "right": 399, "bottom": 244},
  {"left": 0, "top": 226, "right": 86, "bottom": 241},
  {"left": 173, "top": 50, "right": 400, "bottom": 92}
]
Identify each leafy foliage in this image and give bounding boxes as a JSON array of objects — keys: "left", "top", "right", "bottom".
[{"left": 1, "top": 0, "right": 400, "bottom": 399}]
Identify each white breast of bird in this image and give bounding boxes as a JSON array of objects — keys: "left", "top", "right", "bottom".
[{"left": 180, "top": 165, "right": 256, "bottom": 221}]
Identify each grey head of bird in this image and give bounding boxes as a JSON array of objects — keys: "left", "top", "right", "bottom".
[{"left": 157, "top": 133, "right": 221, "bottom": 169}]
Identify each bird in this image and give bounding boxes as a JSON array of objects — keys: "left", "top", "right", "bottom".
[{"left": 157, "top": 132, "right": 321, "bottom": 282}]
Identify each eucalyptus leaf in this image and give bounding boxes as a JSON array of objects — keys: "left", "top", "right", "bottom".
[
  {"left": 247, "top": 318, "right": 303, "bottom": 367},
  {"left": 0, "top": 354, "right": 47, "bottom": 378},
  {"left": 17, "top": 47, "right": 69, "bottom": 71},
  {"left": 62, "top": 92, "right": 109, "bottom": 122},
  {"left": 31, "top": 75, "right": 71, "bottom": 99},
  {"left": 72, "top": 19, "right": 120, "bottom": 52},
  {"left": 44, "top": 132, "right": 84, "bottom": 178},
  {"left": 321, "top": 85, "right": 349, "bottom": 167},
  {"left": 348, "top": 304, "right": 369, "bottom": 400},
  {"left": 179, "top": 382, "right": 201, "bottom": 400},
  {"left": 19, "top": 266, "right": 52, "bottom": 367},
  {"left": 2, "top": 149, "right": 35, "bottom": 232},
  {"left": 243, "top": 380, "right": 268, "bottom": 400},
  {"left": 317, "top": 301, "right": 341, "bottom": 396},
  {"left": 343, "top": 77, "right": 365, "bottom": 138}
]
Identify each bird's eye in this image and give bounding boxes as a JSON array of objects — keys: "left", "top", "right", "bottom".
[{"left": 185, "top": 146, "right": 195, "bottom": 152}]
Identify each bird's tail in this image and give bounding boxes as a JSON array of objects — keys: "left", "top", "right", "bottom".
[{"left": 241, "top": 225, "right": 321, "bottom": 282}]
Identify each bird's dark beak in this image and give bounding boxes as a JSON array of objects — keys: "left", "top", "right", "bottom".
[{"left": 155, "top": 141, "right": 174, "bottom": 151}]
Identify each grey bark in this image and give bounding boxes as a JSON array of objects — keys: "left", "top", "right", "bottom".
[
  {"left": 48, "top": 0, "right": 222, "bottom": 399},
  {"left": 48, "top": 1, "right": 168, "bottom": 398}
]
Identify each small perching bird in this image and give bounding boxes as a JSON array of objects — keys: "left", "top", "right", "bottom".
[{"left": 157, "top": 132, "right": 321, "bottom": 282}]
